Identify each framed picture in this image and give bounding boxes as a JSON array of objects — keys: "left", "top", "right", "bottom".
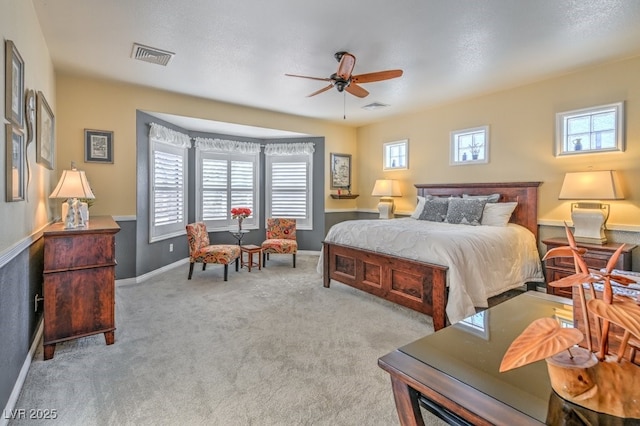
[
  {"left": 450, "top": 125, "right": 490, "bottom": 165},
  {"left": 5, "top": 124, "right": 25, "bottom": 202},
  {"left": 36, "top": 91, "right": 55, "bottom": 170},
  {"left": 330, "top": 152, "right": 351, "bottom": 189},
  {"left": 383, "top": 139, "right": 409, "bottom": 170},
  {"left": 85, "top": 129, "right": 114, "bottom": 163},
  {"left": 5, "top": 40, "right": 25, "bottom": 127}
]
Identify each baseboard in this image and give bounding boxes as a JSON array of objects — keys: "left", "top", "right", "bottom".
[
  {"left": 1, "top": 319, "right": 43, "bottom": 426},
  {"left": 116, "top": 258, "right": 190, "bottom": 286}
]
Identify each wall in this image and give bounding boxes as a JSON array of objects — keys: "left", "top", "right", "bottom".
[
  {"left": 0, "top": 0, "right": 56, "bottom": 416},
  {"left": 356, "top": 56, "right": 640, "bottom": 231}
]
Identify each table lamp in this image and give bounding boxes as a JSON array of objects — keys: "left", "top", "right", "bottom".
[
  {"left": 49, "top": 163, "right": 96, "bottom": 229},
  {"left": 558, "top": 170, "right": 623, "bottom": 244},
  {"left": 371, "top": 179, "right": 402, "bottom": 219}
]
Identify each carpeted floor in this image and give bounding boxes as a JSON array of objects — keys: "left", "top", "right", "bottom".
[{"left": 11, "top": 254, "right": 449, "bottom": 425}]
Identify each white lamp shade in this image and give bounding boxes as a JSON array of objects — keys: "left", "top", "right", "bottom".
[
  {"left": 371, "top": 179, "right": 402, "bottom": 197},
  {"left": 558, "top": 170, "right": 623, "bottom": 200},
  {"left": 49, "top": 169, "right": 95, "bottom": 199}
]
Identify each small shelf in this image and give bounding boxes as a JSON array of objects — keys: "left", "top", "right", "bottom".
[{"left": 330, "top": 194, "right": 359, "bottom": 199}]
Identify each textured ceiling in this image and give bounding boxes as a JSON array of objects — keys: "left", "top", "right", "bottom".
[{"left": 33, "top": 0, "right": 640, "bottom": 135}]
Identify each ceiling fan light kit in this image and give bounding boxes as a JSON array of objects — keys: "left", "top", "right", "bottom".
[{"left": 285, "top": 51, "right": 403, "bottom": 98}]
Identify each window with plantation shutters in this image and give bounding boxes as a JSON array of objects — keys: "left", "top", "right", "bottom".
[
  {"left": 196, "top": 150, "right": 259, "bottom": 230},
  {"left": 149, "top": 132, "right": 189, "bottom": 243},
  {"left": 265, "top": 154, "right": 313, "bottom": 230}
]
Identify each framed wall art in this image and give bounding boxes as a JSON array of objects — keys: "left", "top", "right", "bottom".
[
  {"left": 36, "top": 91, "right": 55, "bottom": 170},
  {"left": 330, "top": 152, "right": 351, "bottom": 189},
  {"left": 5, "top": 40, "right": 25, "bottom": 127},
  {"left": 85, "top": 129, "right": 114, "bottom": 163},
  {"left": 5, "top": 124, "right": 25, "bottom": 202}
]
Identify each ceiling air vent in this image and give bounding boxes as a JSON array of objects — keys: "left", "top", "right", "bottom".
[
  {"left": 362, "top": 102, "right": 389, "bottom": 111},
  {"left": 131, "top": 43, "right": 174, "bottom": 66}
]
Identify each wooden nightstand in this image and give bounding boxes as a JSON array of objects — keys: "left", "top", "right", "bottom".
[{"left": 542, "top": 237, "right": 636, "bottom": 298}]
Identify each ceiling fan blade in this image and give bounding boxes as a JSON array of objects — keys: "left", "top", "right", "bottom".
[
  {"left": 345, "top": 83, "right": 369, "bottom": 98},
  {"left": 336, "top": 52, "right": 356, "bottom": 79},
  {"left": 285, "top": 73, "right": 331, "bottom": 82},
  {"left": 352, "top": 69, "right": 403, "bottom": 84},
  {"left": 307, "top": 84, "right": 334, "bottom": 97}
]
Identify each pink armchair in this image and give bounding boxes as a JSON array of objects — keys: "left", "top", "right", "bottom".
[
  {"left": 186, "top": 222, "right": 240, "bottom": 281},
  {"left": 261, "top": 218, "right": 298, "bottom": 268}
]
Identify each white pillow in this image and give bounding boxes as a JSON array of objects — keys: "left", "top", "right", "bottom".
[
  {"left": 481, "top": 202, "right": 518, "bottom": 227},
  {"left": 410, "top": 196, "right": 427, "bottom": 219}
]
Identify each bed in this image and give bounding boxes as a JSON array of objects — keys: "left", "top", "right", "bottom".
[{"left": 320, "top": 182, "right": 544, "bottom": 331}]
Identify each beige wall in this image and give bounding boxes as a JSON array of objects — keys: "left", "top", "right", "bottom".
[
  {"left": 356, "top": 56, "right": 640, "bottom": 229},
  {"left": 55, "top": 74, "right": 357, "bottom": 217},
  {"left": 0, "top": 0, "right": 56, "bottom": 251}
]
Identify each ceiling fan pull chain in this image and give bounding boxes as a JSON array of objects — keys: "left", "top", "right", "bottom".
[{"left": 343, "top": 92, "right": 346, "bottom": 120}]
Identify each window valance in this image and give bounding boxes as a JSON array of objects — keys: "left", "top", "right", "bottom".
[
  {"left": 264, "top": 142, "right": 315, "bottom": 156},
  {"left": 149, "top": 123, "right": 191, "bottom": 148},
  {"left": 195, "top": 137, "right": 261, "bottom": 154}
]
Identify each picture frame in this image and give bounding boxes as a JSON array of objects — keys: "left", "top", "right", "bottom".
[
  {"left": 450, "top": 125, "right": 490, "bottom": 165},
  {"left": 330, "top": 152, "right": 351, "bottom": 189},
  {"left": 383, "top": 139, "right": 409, "bottom": 170},
  {"left": 36, "top": 91, "right": 55, "bottom": 170},
  {"left": 5, "top": 124, "right": 25, "bottom": 202},
  {"left": 84, "top": 129, "right": 114, "bottom": 163},
  {"left": 5, "top": 40, "right": 25, "bottom": 127}
]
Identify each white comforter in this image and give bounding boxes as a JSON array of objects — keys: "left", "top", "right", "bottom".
[{"left": 317, "top": 218, "right": 544, "bottom": 324}]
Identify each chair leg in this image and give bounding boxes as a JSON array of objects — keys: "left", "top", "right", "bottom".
[
  {"left": 235, "top": 258, "right": 239, "bottom": 271},
  {"left": 188, "top": 262, "right": 195, "bottom": 279},
  {"left": 202, "top": 264, "right": 207, "bottom": 271},
  {"left": 263, "top": 252, "right": 267, "bottom": 267},
  {"left": 224, "top": 264, "right": 229, "bottom": 281},
  {"left": 293, "top": 253, "right": 296, "bottom": 268}
]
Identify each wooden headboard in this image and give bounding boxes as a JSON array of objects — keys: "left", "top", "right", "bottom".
[{"left": 415, "top": 182, "right": 541, "bottom": 239}]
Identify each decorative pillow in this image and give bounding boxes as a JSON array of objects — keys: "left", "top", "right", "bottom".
[
  {"left": 462, "top": 193, "right": 500, "bottom": 203},
  {"left": 410, "top": 196, "right": 427, "bottom": 219},
  {"left": 481, "top": 202, "right": 518, "bottom": 227},
  {"left": 418, "top": 198, "right": 449, "bottom": 222},
  {"left": 445, "top": 198, "right": 487, "bottom": 226}
]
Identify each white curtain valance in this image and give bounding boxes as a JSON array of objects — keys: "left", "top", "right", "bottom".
[
  {"left": 149, "top": 123, "right": 191, "bottom": 148},
  {"left": 195, "top": 137, "right": 262, "bottom": 154},
  {"left": 264, "top": 142, "right": 315, "bottom": 156}
]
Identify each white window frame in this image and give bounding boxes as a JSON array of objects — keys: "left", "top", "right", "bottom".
[
  {"left": 265, "top": 153, "right": 313, "bottom": 230},
  {"left": 149, "top": 139, "right": 189, "bottom": 243},
  {"left": 196, "top": 149, "right": 260, "bottom": 231},
  {"left": 383, "top": 139, "right": 409, "bottom": 171},
  {"left": 555, "top": 102, "right": 625, "bottom": 156},
  {"left": 450, "top": 125, "right": 489, "bottom": 165}
]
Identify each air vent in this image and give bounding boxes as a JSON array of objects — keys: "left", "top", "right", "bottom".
[
  {"left": 131, "top": 43, "right": 174, "bottom": 66},
  {"left": 362, "top": 102, "right": 389, "bottom": 111}
]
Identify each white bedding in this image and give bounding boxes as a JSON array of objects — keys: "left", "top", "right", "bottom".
[{"left": 317, "top": 218, "right": 544, "bottom": 324}]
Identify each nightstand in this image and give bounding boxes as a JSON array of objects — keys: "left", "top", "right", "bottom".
[{"left": 542, "top": 237, "right": 636, "bottom": 298}]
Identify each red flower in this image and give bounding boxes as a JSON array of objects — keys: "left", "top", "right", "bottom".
[{"left": 230, "top": 207, "right": 252, "bottom": 219}]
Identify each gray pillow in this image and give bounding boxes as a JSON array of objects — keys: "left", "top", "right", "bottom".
[
  {"left": 445, "top": 198, "right": 487, "bottom": 226},
  {"left": 418, "top": 198, "right": 449, "bottom": 222},
  {"left": 462, "top": 193, "right": 500, "bottom": 203}
]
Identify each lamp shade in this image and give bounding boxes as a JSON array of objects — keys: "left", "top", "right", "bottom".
[
  {"left": 371, "top": 179, "right": 402, "bottom": 197},
  {"left": 49, "top": 168, "right": 95, "bottom": 199},
  {"left": 558, "top": 170, "right": 623, "bottom": 200}
]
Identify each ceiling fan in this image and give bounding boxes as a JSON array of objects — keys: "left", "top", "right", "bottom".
[{"left": 285, "top": 51, "right": 403, "bottom": 98}]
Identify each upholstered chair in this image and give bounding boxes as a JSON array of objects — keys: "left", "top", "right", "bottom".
[
  {"left": 186, "top": 222, "right": 240, "bottom": 281},
  {"left": 261, "top": 218, "right": 298, "bottom": 268}
]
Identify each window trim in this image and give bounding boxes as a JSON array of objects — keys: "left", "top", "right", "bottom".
[
  {"left": 450, "top": 125, "right": 489, "bottom": 165},
  {"left": 555, "top": 101, "right": 625, "bottom": 156},
  {"left": 383, "top": 139, "right": 409, "bottom": 171}
]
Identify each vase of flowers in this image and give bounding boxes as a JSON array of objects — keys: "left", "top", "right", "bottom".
[{"left": 230, "top": 207, "right": 251, "bottom": 230}]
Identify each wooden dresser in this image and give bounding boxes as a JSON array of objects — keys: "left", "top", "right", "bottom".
[
  {"left": 42, "top": 216, "right": 120, "bottom": 360},
  {"left": 542, "top": 237, "right": 636, "bottom": 298}
]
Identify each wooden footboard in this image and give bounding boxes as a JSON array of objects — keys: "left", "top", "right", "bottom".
[{"left": 323, "top": 242, "right": 448, "bottom": 331}]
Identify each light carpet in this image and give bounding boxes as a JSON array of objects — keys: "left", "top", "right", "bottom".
[{"left": 11, "top": 254, "right": 446, "bottom": 425}]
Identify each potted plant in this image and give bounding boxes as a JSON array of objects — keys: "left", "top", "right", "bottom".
[{"left": 467, "top": 140, "right": 484, "bottom": 160}]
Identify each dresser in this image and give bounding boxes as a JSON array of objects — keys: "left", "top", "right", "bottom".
[
  {"left": 542, "top": 237, "right": 636, "bottom": 298},
  {"left": 42, "top": 216, "right": 120, "bottom": 360}
]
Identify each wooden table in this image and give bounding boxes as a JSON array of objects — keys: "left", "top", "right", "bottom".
[
  {"left": 241, "top": 244, "right": 262, "bottom": 272},
  {"left": 378, "top": 292, "right": 572, "bottom": 426}
]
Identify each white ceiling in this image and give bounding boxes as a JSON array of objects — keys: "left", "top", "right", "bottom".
[{"left": 33, "top": 0, "right": 640, "bottom": 136}]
